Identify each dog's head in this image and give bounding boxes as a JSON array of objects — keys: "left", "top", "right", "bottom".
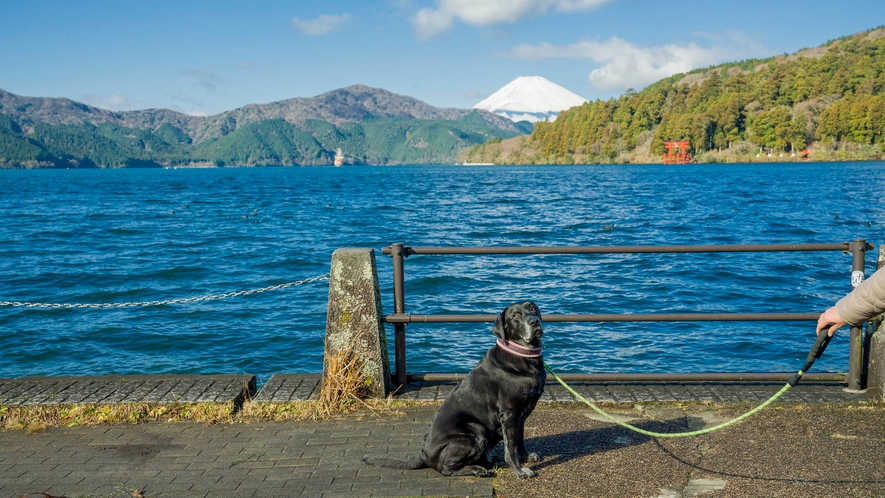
[{"left": 492, "top": 301, "right": 544, "bottom": 347}]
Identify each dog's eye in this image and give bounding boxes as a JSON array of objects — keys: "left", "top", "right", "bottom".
[{"left": 513, "top": 312, "right": 522, "bottom": 318}]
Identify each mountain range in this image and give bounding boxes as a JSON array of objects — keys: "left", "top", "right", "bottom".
[
  {"left": 0, "top": 85, "right": 526, "bottom": 168},
  {"left": 9, "top": 27, "right": 882, "bottom": 169}
]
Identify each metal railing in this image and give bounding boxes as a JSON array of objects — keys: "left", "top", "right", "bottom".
[{"left": 382, "top": 240, "right": 874, "bottom": 389}]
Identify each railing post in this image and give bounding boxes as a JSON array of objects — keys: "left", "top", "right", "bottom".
[
  {"left": 324, "top": 248, "right": 391, "bottom": 397},
  {"left": 391, "top": 243, "right": 408, "bottom": 387},
  {"left": 847, "top": 239, "right": 868, "bottom": 390}
]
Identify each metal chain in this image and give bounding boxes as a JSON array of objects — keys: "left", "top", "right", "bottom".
[{"left": 0, "top": 273, "right": 330, "bottom": 309}]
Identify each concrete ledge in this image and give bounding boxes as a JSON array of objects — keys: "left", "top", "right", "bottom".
[
  {"left": 395, "top": 379, "right": 874, "bottom": 404},
  {"left": 251, "top": 374, "right": 321, "bottom": 402},
  {"left": 0, "top": 375, "right": 256, "bottom": 405},
  {"left": 1, "top": 375, "right": 875, "bottom": 406}
]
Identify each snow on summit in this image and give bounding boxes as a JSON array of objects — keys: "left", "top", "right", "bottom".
[{"left": 473, "top": 76, "right": 587, "bottom": 123}]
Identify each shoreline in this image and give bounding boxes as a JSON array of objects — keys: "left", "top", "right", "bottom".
[{"left": 1, "top": 157, "right": 884, "bottom": 170}]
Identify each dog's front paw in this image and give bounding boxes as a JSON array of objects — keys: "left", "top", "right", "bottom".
[
  {"left": 473, "top": 467, "right": 494, "bottom": 477},
  {"left": 525, "top": 452, "right": 541, "bottom": 463},
  {"left": 515, "top": 467, "right": 537, "bottom": 479}
]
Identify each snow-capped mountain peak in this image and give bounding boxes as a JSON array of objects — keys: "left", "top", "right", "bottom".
[{"left": 473, "top": 76, "right": 587, "bottom": 123}]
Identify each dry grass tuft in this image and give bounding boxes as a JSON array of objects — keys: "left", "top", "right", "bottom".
[
  {"left": 0, "top": 402, "right": 237, "bottom": 433},
  {"left": 0, "top": 398, "right": 425, "bottom": 432},
  {"left": 318, "top": 337, "right": 378, "bottom": 418},
  {"left": 237, "top": 400, "right": 319, "bottom": 421}
]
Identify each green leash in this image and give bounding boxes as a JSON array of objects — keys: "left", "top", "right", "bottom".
[{"left": 543, "top": 331, "right": 834, "bottom": 438}]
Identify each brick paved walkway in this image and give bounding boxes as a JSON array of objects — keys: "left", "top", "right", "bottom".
[
  {"left": 0, "top": 374, "right": 880, "bottom": 497},
  {"left": 3, "top": 402, "right": 884, "bottom": 498},
  {"left": 0, "top": 406, "right": 489, "bottom": 498}
]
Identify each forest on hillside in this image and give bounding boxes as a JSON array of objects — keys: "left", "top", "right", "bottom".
[
  {"left": 0, "top": 84, "right": 523, "bottom": 168},
  {"left": 526, "top": 28, "right": 885, "bottom": 164},
  {"left": 0, "top": 112, "right": 518, "bottom": 169}
]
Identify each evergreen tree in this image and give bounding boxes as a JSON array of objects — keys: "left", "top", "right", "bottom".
[{"left": 530, "top": 27, "right": 885, "bottom": 162}]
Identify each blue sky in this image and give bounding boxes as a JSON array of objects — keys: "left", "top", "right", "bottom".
[{"left": 1, "top": 1, "right": 882, "bottom": 116}]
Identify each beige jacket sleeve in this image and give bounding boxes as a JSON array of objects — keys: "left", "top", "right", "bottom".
[{"left": 835, "top": 268, "right": 885, "bottom": 326}]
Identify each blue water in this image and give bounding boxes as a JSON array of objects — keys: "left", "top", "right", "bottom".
[{"left": 1, "top": 163, "right": 884, "bottom": 386}]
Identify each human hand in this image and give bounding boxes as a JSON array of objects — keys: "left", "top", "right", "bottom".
[{"left": 816, "top": 306, "right": 847, "bottom": 337}]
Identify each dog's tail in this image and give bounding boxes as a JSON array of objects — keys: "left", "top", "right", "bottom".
[{"left": 362, "top": 453, "right": 427, "bottom": 470}]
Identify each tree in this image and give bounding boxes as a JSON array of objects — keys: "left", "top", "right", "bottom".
[
  {"left": 749, "top": 107, "right": 792, "bottom": 151},
  {"left": 789, "top": 112, "right": 808, "bottom": 152}
]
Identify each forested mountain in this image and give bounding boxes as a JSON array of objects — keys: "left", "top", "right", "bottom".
[
  {"left": 523, "top": 27, "right": 885, "bottom": 164},
  {"left": 0, "top": 85, "right": 520, "bottom": 168}
]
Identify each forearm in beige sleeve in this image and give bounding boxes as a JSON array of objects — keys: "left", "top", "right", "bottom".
[{"left": 835, "top": 269, "right": 885, "bottom": 326}]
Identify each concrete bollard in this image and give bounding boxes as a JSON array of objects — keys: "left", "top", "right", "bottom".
[
  {"left": 324, "top": 248, "right": 391, "bottom": 397},
  {"left": 864, "top": 246, "right": 885, "bottom": 396}
]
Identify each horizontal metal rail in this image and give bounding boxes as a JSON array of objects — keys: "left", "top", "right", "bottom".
[
  {"left": 384, "top": 241, "right": 873, "bottom": 389},
  {"left": 385, "top": 313, "right": 820, "bottom": 324},
  {"left": 409, "top": 372, "right": 846, "bottom": 383},
  {"left": 382, "top": 243, "right": 851, "bottom": 257}
]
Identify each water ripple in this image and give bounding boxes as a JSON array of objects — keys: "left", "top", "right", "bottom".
[{"left": 1, "top": 163, "right": 884, "bottom": 379}]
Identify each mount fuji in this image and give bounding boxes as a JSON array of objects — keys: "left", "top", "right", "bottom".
[{"left": 473, "top": 76, "right": 588, "bottom": 123}]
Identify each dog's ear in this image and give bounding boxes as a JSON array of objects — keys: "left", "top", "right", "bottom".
[{"left": 492, "top": 311, "right": 507, "bottom": 340}]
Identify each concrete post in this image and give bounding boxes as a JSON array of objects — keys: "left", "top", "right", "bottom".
[
  {"left": 324, "top": 248, "right": 391, "bottom": 397},
  {"left": 864, "top": 246, "right": 885, "bottom": 396}
]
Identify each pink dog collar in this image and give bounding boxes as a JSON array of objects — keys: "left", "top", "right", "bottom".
[{"left": 496, "top": 339, "right": 542, "bottom": 358}]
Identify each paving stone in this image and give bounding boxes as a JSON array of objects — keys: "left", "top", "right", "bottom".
[
  {"left": 662, "top": 383, "right": 696, "bottom": 401},
  {"left": 253, "top": 374, "right": 322, "bottom": 402},
  {"left": 80, "top": 378, "right": 140, "bottom": 404},
  {"left": 62, "top": 379, "right": 106, "bottom": 403},
  {"left": 604, "top": 383, "right": 637, "bottom": 403},
  {"left": 648, "top": 383, "right": 679, "bottom": 402},
  {"left": 624, "top": 383, "right": 658, "bottom": 402},
  {"left": 18, "top": 379, "right": 77, "bottom": 404},
  {"left": 589, "top": 384, "right": 618, "bottom": 403},
  {"left": 0, "top": 378, "right": 46, "bottom": 404}
]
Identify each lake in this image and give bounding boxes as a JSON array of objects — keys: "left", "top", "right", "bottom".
[{"left": 1, "top": 162, "right": 883, "bottom": 386}]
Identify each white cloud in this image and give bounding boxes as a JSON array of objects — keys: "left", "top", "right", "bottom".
[
  {"left": 171, "top": 92, "right": 203, "bottom": 105},
  {"left": 169, "top": 92, "right": 211, "bottom": 116},
  {"left": 81, "top": 93, "right": 144, "bottom": 111},
  {"left": 464, "top": 89, "right": 485, "bottom": 99},
  {"left": 413, "top": 0, "right": 611, "bottom": 39},
  {"left": 556, "top": 0, "right": 610, "bottom": 11},
  {"left": 291, "top": 13, "right": 352, "bottom": 36},
  {"left": 183, "top": 69, "right": 222, "bottom": 91},
  {"left": 507, "top": 35, "right": 760, "bottom": 92},
  {"left": 693, "top": 30, "right": 766, "bottom": 53}
]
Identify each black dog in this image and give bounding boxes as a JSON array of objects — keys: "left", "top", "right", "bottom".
[{"left": 363, "top": 301, "right": 546, "bottom": 478}]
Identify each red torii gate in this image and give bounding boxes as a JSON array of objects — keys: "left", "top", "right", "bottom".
[{"left": 662, "top": 141, "right": 691, "bottom": 164}]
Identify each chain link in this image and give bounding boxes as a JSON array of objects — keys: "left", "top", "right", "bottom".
[{"left": 0, "top": 273, "right": 330, "bottom": 309}]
